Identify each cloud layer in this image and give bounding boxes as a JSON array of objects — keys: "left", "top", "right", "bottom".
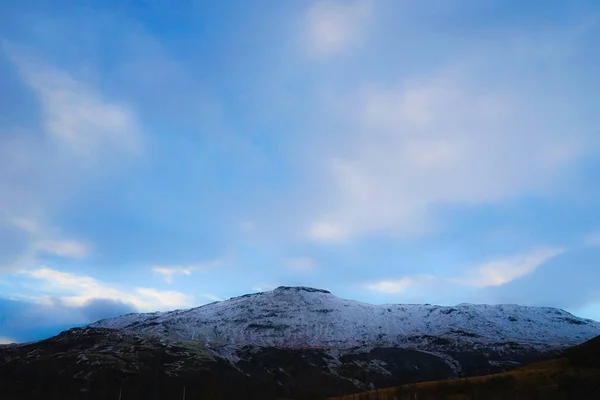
[{"left": 307, "top": 71, "right": 592, "bottom": 242}]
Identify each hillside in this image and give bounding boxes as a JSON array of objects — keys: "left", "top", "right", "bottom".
[{"left": 330, "top": 334, "right": 600, "bottom": 400}]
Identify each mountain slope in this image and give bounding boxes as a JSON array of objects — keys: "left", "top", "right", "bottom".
[{"left": 93, "top": 286, "right": 599, "bottom": 350}]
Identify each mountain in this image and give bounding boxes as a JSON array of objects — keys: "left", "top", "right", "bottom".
[
  {"left": 1, "top": 286, "right": 599, "bottom": 399},
  {"left": 92, "top": 286, "right": 598, "bottom": 350},
  {"left": 331, "top": 334, "right": 600, "bottom": 400}
]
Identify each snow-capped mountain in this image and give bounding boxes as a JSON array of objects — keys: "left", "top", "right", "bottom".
[
  {"left": 3, "top": 287, "right": 599, "bottom": 399},
  {"left": 92, "top": 286, "right": 600, "bottom": 351}
]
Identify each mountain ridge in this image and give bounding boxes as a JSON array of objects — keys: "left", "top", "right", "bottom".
[{"left": 91, "top": 286, "right": 600, "bottom": 351}]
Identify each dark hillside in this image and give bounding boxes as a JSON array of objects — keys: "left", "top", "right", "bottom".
[{"left": 330, "top": 335, "right": 600, "bottom": 400}]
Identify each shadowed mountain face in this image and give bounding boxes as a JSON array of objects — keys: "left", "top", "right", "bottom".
[
  {"left": 331, "top": 334, "right": 600, "bottom": 400},
  {"left": 1, "top": 287, "right": 599, "bottom": 399}
]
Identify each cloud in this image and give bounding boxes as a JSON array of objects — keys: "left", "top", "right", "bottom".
[
  {"left": 11, "top": 218, "right": 40, "bottom": 235},
  {"left": 307, "top": 71, "right": 591, "bottom": 242},
  {"left": 305, "top": 0, "right": 373, "bottom": 57},
  {"left": 0, "top": 218, "right": 90, "bottom": 273},
  {"left": 366, "top": 247, "right": 564, "bottom": 295},
  {"left": 491, "top": 246, "right": 600, "bottom": 309},
  {"left": 33, "top": 239, "right": 89, "bottom": 258},
  {"left": 78, "top": 298, "right": 137, "bottom": 322},
  {"left": 308, "top": 221, "right": 349, "bottom": 243},
  {"left": 22, "top": 267, "right": 194, "bottom": 312},
  {"left": 153, "top": 266, "right": 194, "bottom": 284},
  {"left": 134, "top": 288, "right": 195, "bottom": 310},
  {"left": 0, "top": 337, "right": 16, "bottom": 345},
  {"left": 0, "top": 45, "right": 144, "bottom": 274},
  {"left": 366, "top": 275, "right": 436, "bottom": 294},
  {"left": 282, "top": 257, "right": 318, "bottom": 273},
  {"left": 8, "top": 48, "right": 142, "bottom": 158},
  {"left": 152, "top": 258, "right": 223, "bottom": 283},
  {"left": 0, "top": 296, "right": 135, "bottom": 343},
  {"left": 463, "top": 247, "right": 565, "bottom": 287}
]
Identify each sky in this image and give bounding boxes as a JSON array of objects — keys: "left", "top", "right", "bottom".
[{"left": 1, "top": 0, "right": 600, "bottom": 344}]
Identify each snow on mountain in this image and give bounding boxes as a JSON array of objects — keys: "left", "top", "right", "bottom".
[{"left": 92, "top": 286, "right": 600, "bottom": 350}]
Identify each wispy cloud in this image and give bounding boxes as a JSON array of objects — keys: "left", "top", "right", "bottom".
[
  {"left": 366, "top": 275, "right": 437, "bottom": 294},
  {"left": 304, "top": 0, "right": 373, "bottom": 57},
  {"left": 34, "top": 240, "right": 89, "bottom": 259},
  {"left": 10, "top": 218, "right": 40, "bottom": 235},
  {"left": 21, "top": 267, "right": 195, "bottom": 312},
  {"left": 366, "top": 247, "right": 564, "bottom": 294},
  {"left": 307, "top": 71, "right": 590, "bottom": 242},
  {"left": 0, "top": 219, "right": 90, "bottom": 273},
  {"left": 463, "top": 247, "right": 565, "bottom": 287},
  {"left": 152, "top": 258, "right": 223, "bottom": 284},
  {"left": 0, "top": 45, "right": 144, "bottom": 275},
  {"left": 152, "top": 266, "right": 194, "bottom": 284},
  {"left": 8, "top": 48, "right": 142, "bottom": 158}
]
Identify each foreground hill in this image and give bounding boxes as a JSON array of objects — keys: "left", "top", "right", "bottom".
[
  {"left": 330, "top": 334, "right": 600, "bottom": 400},
  {"left": 1, "top": 287, "right": 599, "bottom": 399}
]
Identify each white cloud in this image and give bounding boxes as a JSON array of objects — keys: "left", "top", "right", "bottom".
[
  {"left": 22, "top": 267, "right": 194, "bottom": 312},
  {"left": 152, "top": 266, "right": 194, "bottom": 284},
  {"left": 152, "top": 258, "right": 222, "bottom": 284},
  {"left": 308, "top": 221, "right": 349, "bottom": 243},
  {"left": 134, "top": 288, "right": 194, "bottom": 310},
  {"left": 307, "top": 72, "right": 588, "bottom": 242},
  {"left": 366, "top": 247, "right": 564, "bottom": 294},
  {"left": 9, "top": 51, "right": 142, "bottom": 158},
  {"left": 0, "top": 46, "right": 143, "bottom": 273},
  {"left": 366, "top": 275, "right": 436, "bottom": 294},
  {"left": 463, "top": 247, "right": 565, "bottom": 287},
  {"left": 34, "top": 240, "right": 89, "bottom": 259},
  {"left": 11, "top": 218, "right": 40, "bottom": 235},
  {"left": 282, "top": 257, "right": 318, "bottom": 273},
  {"left": 305, "top": 0, "right": 373, "bottom": 57},
  {"left": 0, "top": 219, "right": 90, "bottom": 274}
]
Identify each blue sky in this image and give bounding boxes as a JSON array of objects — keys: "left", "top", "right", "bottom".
[{"left": 1, "top": 0, "right": 600, "bottom": 344}]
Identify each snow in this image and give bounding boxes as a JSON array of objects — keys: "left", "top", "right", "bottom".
[{"left": 92, "top": 286, "right": 600, "bottom": 351}]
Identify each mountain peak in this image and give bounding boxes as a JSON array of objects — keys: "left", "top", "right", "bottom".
[{"left": 272, "top": 286, "right": 331, "bottom": 294}]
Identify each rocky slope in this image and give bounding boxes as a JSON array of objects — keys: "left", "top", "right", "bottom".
[{"left": 2, "top": 286, "right": 599, "bottom": 399}]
